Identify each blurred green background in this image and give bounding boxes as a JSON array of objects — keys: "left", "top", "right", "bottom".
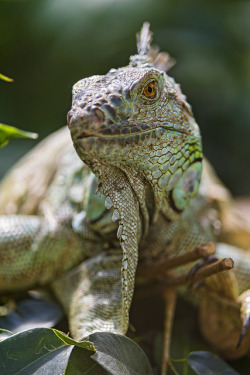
[{"left": 0, "top": 0, "right": 249, "bottom": 195}]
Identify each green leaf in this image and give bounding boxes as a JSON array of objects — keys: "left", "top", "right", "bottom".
[
  {"left": 90, "top": 332, "right": 153, "bottom": 375},
  {"left": 65, "top": 346, "right": 109, "bottom": 375},
  {"left": 0, "top": 328, "right": 13, "bottom": 342},
  {"left": 65, "top": 332, "right": 153, "bottom": 375},
  {"left": 0, "top": 328, "right": 152, "bottom": 374},
  {"left": 0, "top": 299, "right": 64, "bottom": 334},
  {"left": 187, "top": 351, "right": 240, "bottom": 375},
  {"left": 0, "top": 73, "right": 14, "bottom": 82},
  {"left": 0, "top": 327, "right": 73, "bottom": 375},
  {"left": 53, "top": 329, "right": 96, "bottom": 351},
  {"left": 0, "top": 123, "right": 38, "bottom": 148}
]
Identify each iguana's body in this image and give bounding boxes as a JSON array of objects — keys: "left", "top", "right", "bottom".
[{"left": 1, "top": 24, "right": 250, "bottom": 360}]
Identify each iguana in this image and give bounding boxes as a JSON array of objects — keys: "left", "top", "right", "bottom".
[{"left": 1, "top": 23, "right": 250, "bottom": 373}]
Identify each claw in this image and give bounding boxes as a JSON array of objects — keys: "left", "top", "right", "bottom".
[
  {"left": 236, "top": 313, "right": 250, "bottom": 349},
  {"left": 237, "top": 290, "right": 250, "bottom": 348}
]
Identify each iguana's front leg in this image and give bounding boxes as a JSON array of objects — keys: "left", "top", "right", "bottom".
[
  {"left": 0, "top": 213, "right": 128, "bottom": 339},
  {"left": 0, "top": 136, "right": 106, "bottom": 294},
  {"left": 199, "top": 243, "right": 250, "bottom": 359},
  {"left": 0, "top": 213, "right": 100, "bottom": 292}
]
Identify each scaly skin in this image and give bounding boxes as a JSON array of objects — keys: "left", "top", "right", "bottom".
[{"left": 1, "top": 23, "right": 250, "bottom": 358}]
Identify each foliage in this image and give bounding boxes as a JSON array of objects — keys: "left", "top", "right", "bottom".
[
  {"left": 0, "top": 326, "right": 241, "bottom": 375},
  {"left": 0, "top": 123, "right": 37, "bottom": 148},
  {"left": 0, "top": 328, "right": 153, "bottom": 375},
  {"left": 0, "top": 73, "right": 13, "bottom": 83},
  {"left": 0, "top": 297, "right": 247, "bottom": 374},
  {"left": 0, "top": 73, "right": 37, "bottom": 148},
  {"left": 187, "top": 352, "right": 240, "bottom": 375}
]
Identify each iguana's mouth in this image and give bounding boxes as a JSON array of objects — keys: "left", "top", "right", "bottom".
[{"left": 75, "top": 126, "right": 189, "bottom": 140}]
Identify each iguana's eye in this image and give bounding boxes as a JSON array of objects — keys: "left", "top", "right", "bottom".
[{"left": 143, "top": 81, "right": 156, "bottom": 98}]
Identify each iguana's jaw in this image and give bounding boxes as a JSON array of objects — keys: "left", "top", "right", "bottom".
[
  {"left": 73, "top": 123, "right": 189, "bottom": 140},
  {"left": 70, "top": 111, "right": 202, "bottom": 223}
]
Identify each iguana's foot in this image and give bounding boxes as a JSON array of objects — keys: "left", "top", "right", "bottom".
[
  {"left": 196, "top": 243, "right": 250, "bottom": 358},
  {"left": 199, "top": 274, "right": 250, "bottom": 358},
  {"left": 185, "top": 254, "right": 218, "bottom": 282}
]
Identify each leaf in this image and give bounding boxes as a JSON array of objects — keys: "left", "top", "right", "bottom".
[
  {"left": 0, "top": 73, "right": 14, "bottom": 82},
  {"left": 187, "top": 351, "right": 240, "bottom": 375},
  {"left": 53, "top": 329, "right": 96, "bottom": 351},
  {"left": 0, "top": 123, "right": 38, "bottom": 148},
  {"left": 64, "top": 332, "right": 153, "bottom": 375},
  {"left": 90, "top": 332, "right": 153, "bottom": 375},
  {"left": 0, "top": 326, "right": 152, "bottom": 374},
  {"left": 0, "top": 327, "right": 74, "bottom": 375},
  {"left": 65, "top": 346, "right": 109, "bottom": 375},
  {"left": 0, "top": 299, "right": 64, "bottom": 334},
  {"left": 0, "top": 328, "right": 13, "bottom": 342}
]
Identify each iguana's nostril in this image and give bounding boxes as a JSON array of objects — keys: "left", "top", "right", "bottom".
[
  {"left": 92, "top": 107, "right": 105, "bottom": 123},
  {"left": 67, "top": 107, "right": 105, "bottom": 130}
]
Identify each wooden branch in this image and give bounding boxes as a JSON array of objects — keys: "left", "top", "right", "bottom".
[{"left": 162, "top": 257, "right": 234, "bottom": 287}]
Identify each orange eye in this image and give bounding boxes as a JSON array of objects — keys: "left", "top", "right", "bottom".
[{"left": 143, "top": 81, "right": 156, "bottom": 98}]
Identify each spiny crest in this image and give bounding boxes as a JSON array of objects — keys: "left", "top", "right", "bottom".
[
  {"left": 136, "top": 21, "right": 152, "bottom": 56},
  {"left": 129, "top": 22, "right": 175, "bottom": 72}
]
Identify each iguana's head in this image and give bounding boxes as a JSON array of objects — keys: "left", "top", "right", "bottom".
[{"left": 68, "top": 23, "right": 202, "bottom": 221}]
